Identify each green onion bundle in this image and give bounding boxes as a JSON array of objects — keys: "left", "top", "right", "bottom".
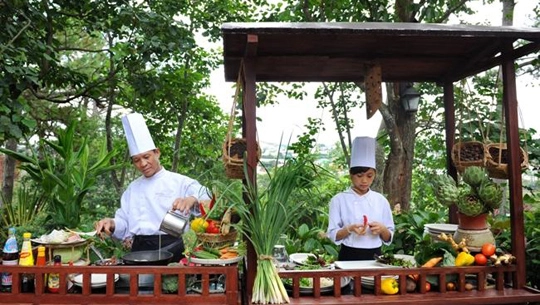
[{"left": 230, "top": 158, "right": 315, "bottom": 304}]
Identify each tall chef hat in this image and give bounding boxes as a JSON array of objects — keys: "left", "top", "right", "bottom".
[
  {"left": 350, "top": 136, "right": 376, "bottom": 169},
  {"left": 121, "top": 113, "right": 156, "bottom": 156}
]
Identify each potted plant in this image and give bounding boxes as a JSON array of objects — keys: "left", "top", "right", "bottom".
[
  {"left": 432, "top": 166, "right": 503, "bottom": 251},
  {"left": 432, "top": 166, "right": 503, "bottom": 229}
]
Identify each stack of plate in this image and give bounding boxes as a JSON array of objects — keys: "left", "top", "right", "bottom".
[
  {"left": 424, "top": 223, "right": 458, "bottom": 242},
  {"left": 334, "top": 260, "right": 398, "bottom": 289},
  {"left": 71, "top": 273, "right": 119, "bottom": 288}
]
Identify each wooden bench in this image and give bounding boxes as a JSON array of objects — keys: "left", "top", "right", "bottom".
[
  {"left": 0, "top": 264, "right": 239, "bottom": 304},
  {"left": 278, "top": 265, "right": 540, "bottom": 305}
]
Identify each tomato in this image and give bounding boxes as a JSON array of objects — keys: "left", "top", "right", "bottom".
[
  {"left": 205, "top": 220, "right": 220, "bottom": 234},
  {"left": 474, "top": 253, "right": 488, "bottom": 266},
  {"left": 425, "top": 282, "right": 431, "bottom": 292},
  {"left": 481, "top": 243, "right": 496, "bottom": 257}
]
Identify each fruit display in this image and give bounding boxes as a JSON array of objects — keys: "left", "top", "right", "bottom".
[{"left": 432, "top": 166, "right": 503, "bottom": 217}]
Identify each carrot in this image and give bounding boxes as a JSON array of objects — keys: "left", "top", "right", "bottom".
[
  {"left": 409, "top": 256, "right": 443, "bottom": 282},
  {"left": 422, "top": 256, "right": 442, "bottom": 268},
  {"left": 219, "top": 247, "right": 230, "bottom": 255},
  {"left": 220, "top": 252, "right": 238, "bottom": 259}
]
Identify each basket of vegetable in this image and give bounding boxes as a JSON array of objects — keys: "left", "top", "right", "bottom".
[{"left": 195, "top": 223, "right": 238, "bottom": 248}]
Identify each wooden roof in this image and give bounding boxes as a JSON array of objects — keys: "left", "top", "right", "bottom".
[{"left": 222, "top": 22, "right": 540, "bottom": 83}]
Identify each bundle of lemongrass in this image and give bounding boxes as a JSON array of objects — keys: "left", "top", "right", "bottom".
[{"left": 228, "top": 157, "right": 316, "bottom": 304}]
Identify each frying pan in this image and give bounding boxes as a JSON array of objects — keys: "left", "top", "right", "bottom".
[{"left": 122, "top": 250, "right": 173, "bottom": 266}]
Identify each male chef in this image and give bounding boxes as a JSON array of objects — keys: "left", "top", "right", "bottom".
[{"left": 95, "top": 112, "right": 209, "bottom": 262}]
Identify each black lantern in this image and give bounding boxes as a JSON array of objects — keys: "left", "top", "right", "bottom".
[{"left": 400, "top": 86, "right": 421, "bottom": 112}]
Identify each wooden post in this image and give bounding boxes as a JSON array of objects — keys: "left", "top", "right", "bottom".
[
  {"left": 443, "top": 81, "right": 458, "bottom": 224},
  {"left": 501, "top": 41, "right": 526, "bottom": 288},
  {"left": 241, "top": 33, "right": 259, "bottom": 302}
]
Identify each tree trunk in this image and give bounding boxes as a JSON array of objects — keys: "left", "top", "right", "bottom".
[
  {"left": 379, "top": 83, "right": 416, "bottom": 211},
  {"left": 375, "top": 0, "right": 419, "bottom": 211},
  {"left": 2, "top": 138, "right": 18, "bottom": 205}
]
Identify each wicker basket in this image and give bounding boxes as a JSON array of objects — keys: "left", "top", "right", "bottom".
[
  {"left": 451, "top": 141, "right": 486, "bottom": 173},
  {"left": 196, "top": 230, "right": 238, "bottom": 248},
  {"left": 222, "top": 138, "right": 261, "bottom": 179},
  {"left": 484, "top": 143, "right": 529, "bottom": 179}
]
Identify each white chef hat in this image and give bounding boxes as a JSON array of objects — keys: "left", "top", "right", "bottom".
[
  {"left": 121, "top": 113, "right": 156, "bottom": 156},
  {"left": 350, "top": 136, "right": 376, "bottom": 169}
]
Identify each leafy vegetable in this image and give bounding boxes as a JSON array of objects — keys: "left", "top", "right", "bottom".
[
  {"left": 162, "top": 262, "right": 181, "bottom": 293},
  {"left": 226, "top": 155, "right": 317, "bottom": 304},
  {"left": 375, "top": 253, "right": 415, "bottom": 268},
  {"left": 414, "top": 242, "right": 456, "bottom": 266}
]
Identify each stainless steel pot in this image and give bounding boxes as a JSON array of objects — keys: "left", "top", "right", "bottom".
[{"left": 159, "top": 210, "right": 189, "bottom": 238}]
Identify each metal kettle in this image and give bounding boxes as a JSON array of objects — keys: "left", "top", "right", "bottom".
[{"left": 159, "top": 211, "right": 189, "bottom": 238}]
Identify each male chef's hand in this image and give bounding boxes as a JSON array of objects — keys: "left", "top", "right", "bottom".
[
  {"left": 95, "top": 218, "right": 115, "bottom": 238},
  {"left": 172, "top": 196, "right": 198, "bottom": 214}
]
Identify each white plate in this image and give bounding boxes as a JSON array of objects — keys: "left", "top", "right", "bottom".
[
  {"left": 424, "top": 223, "right": 458, "bottom": 233},
  {"left": 393, "top": 254, "right": 417, "bottom": 265},
  {"left": 361, "top": 275, "right": 398, "bottom": 289},
  {"left": 334, "top": 260, "right": 389, "bottom": 270},
  {"left": 66, "top": 229, "right": 97, "bottom": 237},
  {"left": 189, "top": 256, "right": 243, "bottom": 265},
  {"left": 31, "top": 238, "right": 87, "bottom": 246},
  {"left": 289, "top": 253, "right": 317, "bottom": 265},
  {"left": 72, "top": 273, "right": 119, "bottom": 288}
]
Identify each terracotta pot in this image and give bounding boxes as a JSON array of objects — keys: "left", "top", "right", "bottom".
[{"left": 457, "top": 212, "right": 489, "bottom": 230}]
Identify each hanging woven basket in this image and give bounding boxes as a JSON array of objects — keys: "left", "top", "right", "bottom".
[
  {"left": 451, "top": 141, "right": 485, "bottom": 173},
  {"left": 222, "top": 62, "right": 261, "bottom": 179},
  {"left": 484, "top": 143, "right": 529, "bottom": 179},
  {"left": 222, "top": 138, "right": 261, "bottom": 179}
]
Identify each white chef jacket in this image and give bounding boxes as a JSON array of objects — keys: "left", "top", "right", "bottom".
[
  {"left": 327, "top": 188, "right": 394, "bottom": 249},
  {"left": 112, "top": 168, "right": 209, "bottom": 240}
]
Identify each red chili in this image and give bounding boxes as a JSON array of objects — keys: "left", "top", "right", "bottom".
[
  {"left": 209, "top": 194, "right": 216, "bottom": 210},
  {"left": 363, "top": 215, "right": 368, "bottom": 227},
  {"left": 199, "top": 202, "right": 206, "bottom": 217}
]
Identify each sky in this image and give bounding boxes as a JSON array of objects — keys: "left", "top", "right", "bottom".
[{"left": 206, "top": 1, "right": 539, "bottom": 146}]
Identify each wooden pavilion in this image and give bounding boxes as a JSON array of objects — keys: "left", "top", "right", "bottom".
[
  {"left": 221, "top": 22, "right": 540, "bottom": 304},
  {"left": 1, "top": 21, "right": 540, "bottom": 305}
]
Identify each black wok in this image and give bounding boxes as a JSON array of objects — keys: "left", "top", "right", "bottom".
[{"left": 122, "top": 250, "right": 173, "bottom": 266}]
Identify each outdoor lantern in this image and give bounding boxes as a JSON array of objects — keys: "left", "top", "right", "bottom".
[{"left": 400, "top": 86, "right": 421, "bottom": 112}]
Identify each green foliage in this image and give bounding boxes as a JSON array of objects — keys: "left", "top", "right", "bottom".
[
  {"left": 383, "top": 208, "right": 446, "bottom": 256},
  {"left": 284, "top": 223, "right": 338, "bottom": 259},
  {"left": 494, "top": 199, "right": 540, "bottom": 289},
  {"left": 0, "top": 185, "right": 46, "bottom": 235},
  {"left": 228, "top": 154, "right": 318, "bottom": 256},
  {"left": 0, "top": 121, "right": 119, "bottom": 229}
]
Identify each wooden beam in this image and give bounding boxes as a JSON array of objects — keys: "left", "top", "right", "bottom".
[
  {"left": 452, "top": 40, "right": 540, "bottom": 81},
  {"left": 443, "top": 38, "right": 503, "bottom": 82},
  {"left": 501, "top": 42, "right": 526, "bottom": 288}
]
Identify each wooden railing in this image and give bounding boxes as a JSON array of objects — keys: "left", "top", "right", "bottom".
[
  {"left": 0, "top": 264, "right": 239, "bottom": 304},
  {"left": 278, "top": 265, "right": 540, "bottom": 305},
  {"left": 2, "top": 264, "right": 539, "bottom": 305}
]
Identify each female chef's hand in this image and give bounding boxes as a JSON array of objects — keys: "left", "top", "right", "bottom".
[
  {"left": 368, "top": 221, "right": 391, "bottom": 242},
  {"left": 172, "top": 196, "right": 198, "bottom": 214}
]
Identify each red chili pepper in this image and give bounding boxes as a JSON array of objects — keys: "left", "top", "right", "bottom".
[
  {"left": 209, "top": 194, "right": 216, "bottom": 210},
  {"left": 199, "top": 202, "right": 206, "bottom": 217},
  {"left": 363, "top": 215, "right": 368, "bottom": 227}
]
